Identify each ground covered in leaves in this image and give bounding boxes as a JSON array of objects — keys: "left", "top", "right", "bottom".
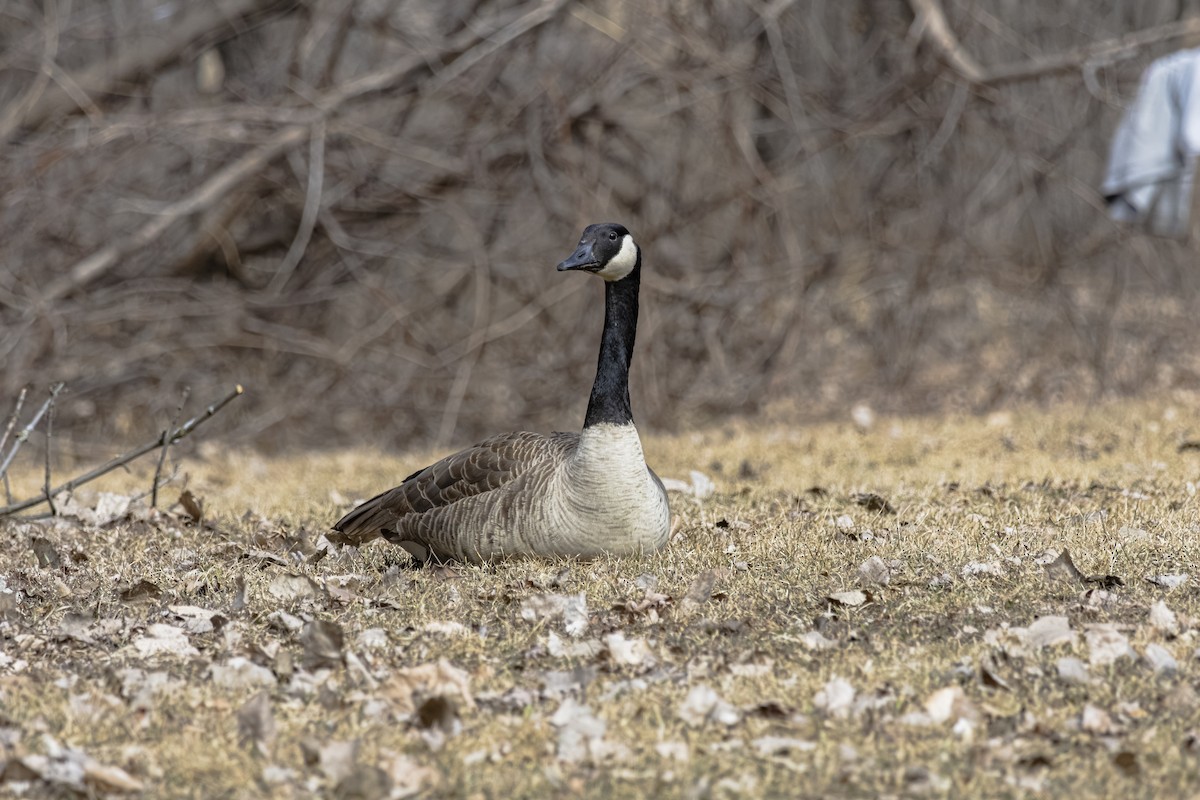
[{"left": 3, "top": 398, "right": 1200, "bottom": 798}]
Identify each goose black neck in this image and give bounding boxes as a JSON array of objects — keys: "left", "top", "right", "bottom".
[{"left": 583, "top": 255, "right": 640, "bottom": 428}]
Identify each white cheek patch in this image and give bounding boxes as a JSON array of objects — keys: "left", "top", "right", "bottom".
[{"left": 596, "top": 235, "right": 638, "bottom": 281}]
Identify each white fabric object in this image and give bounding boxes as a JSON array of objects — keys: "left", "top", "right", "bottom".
[{"left": 1102, "top": 48, "right": 1200, "bottom": 238}]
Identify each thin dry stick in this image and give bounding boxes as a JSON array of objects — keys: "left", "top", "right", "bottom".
[
  {"left": 0, "top": 387, "right": 29, "bottom": 466},
  {"left": 43, "top": 390, "right": 57, "bottom": 516},
  {"left": 0, "top": 387, "right": 28, "bottom": 504},
  {"left": 0, "top": 382, "right": 63, "bottom": 483},
  {"left": 906, "top": 0, "right": 984, "bottom": 82},
  {"left": 982, "top": 17, "right": 1200, "bottom": 85},
  {"left": 268, "top": 118, "right": 326, "bottom": 294},
  {"left": 42, "top": 0, "right": 571, "bottom": 304},
  {"left": 908, "top": 5, "right": 1200, "bottom": 86},
  {"left": 0, "top": 385, "right": 244, "bottom": 518},
  {"left": 152, "top": 386, "right": 191, "bottom": 508}
]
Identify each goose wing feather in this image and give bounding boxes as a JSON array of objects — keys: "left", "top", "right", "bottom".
[{"left": 330, "top": 430, "right": 578, "bottom": 547}]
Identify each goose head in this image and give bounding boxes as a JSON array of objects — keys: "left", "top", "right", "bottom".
[{"left": 556, "top": 223, "right": 639, "bottom": 281}]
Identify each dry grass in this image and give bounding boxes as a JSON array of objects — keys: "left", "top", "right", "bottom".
[{"left": 3, "top": 396, "right": 1200, "bottom": 797}]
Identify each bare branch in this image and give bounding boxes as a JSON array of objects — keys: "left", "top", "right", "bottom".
[
  {"left": 0, "top": 387, "right": 29, "bottom": 467},
  {"left": 907, "top": 0, "right": 984, "bottom": 82},
  {"left": 0, "top": 387, "right": 28, "bottom": 505},
  {"left": 908, "top": 3, "right": 1200, "bottom": 86},
  {"left": 0, "top": 385, "right": 244, "bottom": 518},
  {"left": 0, "top": 383, "right": 63, "bottom": 483},
  {"left": 980, "top": 17, "right": 1200, "bottom": 85},
  {"left": 152, "top": 386, "right": 191, "bottom": 508}
]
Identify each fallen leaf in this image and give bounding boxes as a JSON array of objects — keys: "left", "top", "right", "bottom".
[
  {"left": 416, "top": 696, "right": 460, "bottom": 733},
  {"left": 604, "top": 632, "right": 651, "bottom": 668},
  {"left": 978, "top": 658, "right": 1012, "bottom": 691},
  {"left": 1082, "top": 573, "right": 1124, "bottom": 589},
  {"left": 798, "top": 630, "right": 838, "bottom": 650},
  {"left": 267, "top": 573, "right": 320, "bottom": 604},
  {"left": 853, "top": 493, "right": 895, "bottom": 514},
  {"left": 1113, "top": 750, "right": 1139, "bottom": 777},
  {"left": 300, "top": 738, "right": 358, "bottom": 784},
  {"left": 178, "top": 490, "right": 203, "bottom": 523},
  {"left": 1149, "top": 600, "right": 1179, "bottom": 636},
  {"left": 540, "top": 666, "right": 597, "bottom": 699},
  {"left": 83, "top": 761, "right": 144, "bottom": 793},
  {"left": 857, "top": 556, "right": 891, "bottom": 586},
  {"left": 655, "top": 741, "right": 690, "bottom": 762},
  {"left": 827, "top": 590, "right": 869, "bottom": 607},
  {"left": 266, "top": 609, "right": 305, "bottom": 634},
  {"left": 1085, "top": 624, "right": 1135, "bottom": 666},
  {"left": 241, "top": 549, "right": 289, "bottom": 567},
  {"left": 962, "top": 561, "right": 1002, "bottom": 578},
  {"left": 231, "top": 575, "right": 247, "bottom": 613},
  {"left": 236, "top": 691, "right": 276, "bottom": 757},
  {"left": 301, "top": 619, "right": 345, "bottom": 669},
  {"left": 677, "top": 684, "right": 741, "bottom": 727},
  {"left": 385, "top": 752, "right": 441, "bottom": 798},
  {"left": 1080, "top": 704, "right": 1119, "bottom": 735},
  {"left": 168, "top": 605, "right": 224, "bottom": 634},
  {"left": 924, "top": 687, "right": 957, "bottom": 723},
  {"left": 210, "top": 657, "right": 277, "bottom": 690},
  {"left": 1026, "top": 615, "right": 1076, "bottom": 649},
  {"left": 421, "top": 620, "right": 470, "bottom": 636},
  {"left": 1043, "top": 549, "right": 1084, "bottom": 586},
  {"left": 661, "top": 471, "right": 715, "bottom": 499},
  {"left": 681, "top": 569, "right": 726, "bottom": 611},
  {"left": 334, "top": 766, "right": 392, "bottom": 799},
  {"left": 1144, "top": 643, "right": 1178, "bottom": 675},
  {"left": 1146, "top": 573, "right": 1189, "bottom": 590},
  {"left": 119, "top": 579, "right": 162, "bottom": 603},
  {"left": 382, "top": 660, "right": 475, "bottom": 718},
  {"left": 520, "top": 592, "right": 589, "bottom": 637},
  {"left": 813, "top": 676, "right": 856, "bottom": 719},
  {"left": 551, "top": 698, "right": 614, "bottom": 763},
  {"left": 30, "top": 537, "right": 62, "bottom": 569},
  {"left": 129, "top": 624, "right": 199, "bottom": 659},
  {"left": 1055, "top": 657, "right": 1091, "bottom": 685},
  {"left": 851, "top": 403, "right": 874, "bottom": 431},
  {"left": 751, "top": 736, "right": 817, "bottom": 756}
]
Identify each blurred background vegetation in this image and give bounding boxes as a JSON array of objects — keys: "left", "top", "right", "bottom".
[{"left": 4, "top": 0, "right": 1200, "bottom": 452}]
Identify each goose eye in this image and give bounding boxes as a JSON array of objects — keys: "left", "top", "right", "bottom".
[{"left": 609, "top": 232, "right": 617, "bottom": 241}]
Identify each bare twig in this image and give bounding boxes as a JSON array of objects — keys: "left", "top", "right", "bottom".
[
  {"left": 0, "top": 385, "right": 244, "bottom": 518},
  {"left": 152, "top": 386, "right": 191, "bottom": 508},
  {"left": 982, "top": 17, "right": 1200, "bottom": 85},
  {"left": 907, "top": 0, "right": 984, "bottom": 82},
  {"left": 0, "top": 383, "right": 63, "bottom": 483},
  {"left": 0, "top": 387, "right": 28, "bottom": 505},
  {"left": 41, "top": 0, "right": 571, "bottom": 304},
  {"left": 0, "top": 387, "right": 29, "bottom": 468},
  {"left": 908, "top": 3, "right": 1200, "bottom": 86},
  {"left": 43, "top": 390, "right": 57, "bottom": 516}
]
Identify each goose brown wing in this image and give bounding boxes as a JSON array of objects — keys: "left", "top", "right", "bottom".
[{"left": 329, "top": 431, "right": 577, "bottom": 546}]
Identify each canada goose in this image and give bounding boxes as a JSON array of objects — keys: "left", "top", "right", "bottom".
[{"left": 330, "top": 223, "right": 670, "bottom": 563}]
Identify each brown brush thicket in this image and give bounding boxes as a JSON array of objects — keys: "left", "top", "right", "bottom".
[{"left": 3, "top": 0, "right": 1200, "bottom": 451}]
